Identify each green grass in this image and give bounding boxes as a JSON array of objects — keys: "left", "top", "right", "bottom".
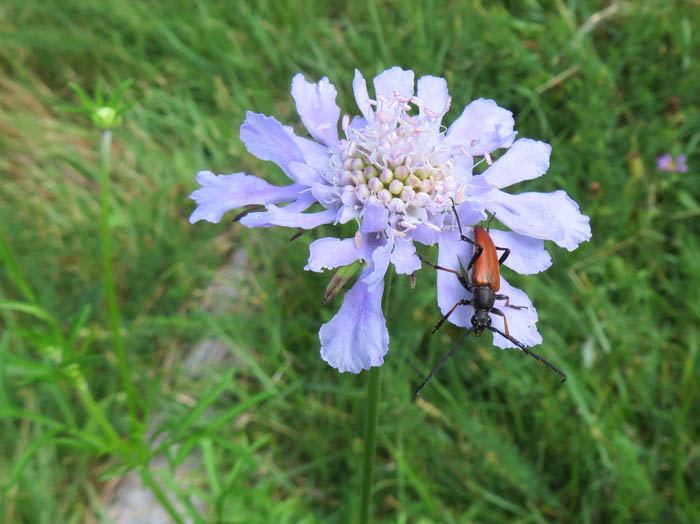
[{"left": 1, "top": 0, "right": 699, "bottom": 522}]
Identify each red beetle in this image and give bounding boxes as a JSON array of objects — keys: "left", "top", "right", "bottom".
[{"left": 416, "top": 200, "right": 567, "bottom": 395}]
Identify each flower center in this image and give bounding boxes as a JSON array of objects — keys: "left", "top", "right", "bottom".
[{"left": 329, "top": 96, "right": 461, "bottom": 223}]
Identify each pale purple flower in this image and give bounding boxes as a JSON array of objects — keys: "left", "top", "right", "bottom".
[
  {"left": 189, "top": 67, "right": 591, "bottom": 372},
  {"left": 657, "top": 153, "right": 688, "bottom": 173}
]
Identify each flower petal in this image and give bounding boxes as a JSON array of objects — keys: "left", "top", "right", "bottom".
[
  {"left": 391, "top": 237, "right": 421, "bottom": 275},
  {"left": 490, "top": 276, "right": 542, "bottom": 349},
  {"left": 486, "top": 230, "right": 552, "bottom": 274},
  {"left": 436, "top": 201, "right": 487, "bottom": 242},
  {"left": 352, "top": 69, "right": 374, "bottom": 123},
  {"left": 336, "top": 204, "right": 361, "bottom": 224},
  {"left": 291, "top": 74, "right": 340, "bottom": 147},
  {"left": 288, "top": 161, "right": 324, "bottom": 186},
  {"left": 349, "top": 115, "right": 368, "bottom": 132},
  {"left": 411, "top": 222, "right": 441, "bottom": 246},
  {"left": 305, "top": 237, "right": 365, "bottom": 272},
  {"left": 285, "top": 131, "right": 330, "bottom": 172},
  {"left": 239, "top": 112, "right": 305, "bottom": 178},
  {"left": 483, "top": 190, "right": 592, "bottom": 251},
  {"left": 373, "top": 67, "right": 415, "bottom": 103},
  {"left": 481, "top": 139, "right": 551, "bottom": 189},
  {"left": 319, "top": 268, "right": 389, "bottom": 373},
  {"left": 417, "top": 75, "right": 449, "bottom": 119},
  {"left": 362, "top": 234, "right": 392, "bottom": 292},
  {"left": 463, "top": 174, "right": 492, "bottom": 197},
  {"left": 446, "top": 98, "right": 516, "bottom": 155},
  {"left": 310, "top": 182, "right": 340, "bottom": 208},
  {"left": 360, "top": 201, "right": 389, "bottom": 233},
  {"left": 188, "top": 171, "right": 302, "bottom": 224},
  {"left": 239, "top": 193, "right": 335, "bottom": 229},
  {"left": 436, "top": 229, "right": 472, "bottom": 328},
  {"left": 456, "top": 201, "right": 488, "bottom": 229}
]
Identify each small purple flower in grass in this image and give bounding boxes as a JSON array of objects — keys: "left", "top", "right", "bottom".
[
  {"left": 189, "top": 67, "right": 591, "bottom": 372},
  {"left": 657, "top": 153, "right": 688, "bottom": 173}
]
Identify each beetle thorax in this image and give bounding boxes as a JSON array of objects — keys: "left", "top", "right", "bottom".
[
  {"left": 470, "top": 285, "right": 495, "bottom": 336},
  {"left": 472, "top": 285, "right": 495, "bottom": 311}
]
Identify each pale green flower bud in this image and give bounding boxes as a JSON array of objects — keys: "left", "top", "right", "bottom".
[{"left": 92, "top": 107, "right": 122, "bottom": 129}]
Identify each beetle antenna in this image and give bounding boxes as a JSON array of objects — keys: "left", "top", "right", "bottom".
[
  {"left": 415, "top": 328, "right": 473, "bottom": 396},
  {"left": 485, "top": 211, "right": 496, "bottom": 232},
  {"left": 487, "top": 326, "right": 567, "bottom": 383},
  {"left": 449, "top": 197, "right": 465, "bottom": 238}
]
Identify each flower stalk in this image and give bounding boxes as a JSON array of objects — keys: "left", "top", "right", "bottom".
[
  {"left": 99, "top": 129, "right": 136, "bottom": 424},
  {"left": 360, "top": 365, "right": 382, "bottom": 524},
  {"left": 359, "top": 270, "right": 392, "bottom": 523}
]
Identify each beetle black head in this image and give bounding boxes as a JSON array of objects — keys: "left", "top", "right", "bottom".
[{"left": 471, "top": 309, "right": 491, "bottom": 335}]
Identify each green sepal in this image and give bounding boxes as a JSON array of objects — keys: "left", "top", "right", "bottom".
[{"left": 323, "top": 260, "right": 365, "bottom": 305}]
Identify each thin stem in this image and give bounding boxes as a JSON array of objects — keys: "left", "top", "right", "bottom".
[
  {"left": 359, "top": 366, "right": 381, "bottom": 524},
  {"left": 75, "top": 379, "right": 122, "bottom": 445},
  {"left": 140, "top": 468, "right": 186, "bottom": 524},
  {"left": 359, "top": 272, "right": 393, "bottom": 524},
  {"left": 99, "top": 130, "right": 136, "bottom": 424}
]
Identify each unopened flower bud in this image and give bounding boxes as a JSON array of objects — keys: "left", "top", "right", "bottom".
[
  {"left": 401, "top": 187, "right": 416, "bottom": 202},
  {"left": 339, "top": 170, "right": 353, "bottom": 185},
  {"left": 377, "top": 189, "right": 392, "bottom": 204},
  {"left": 389, "top": 179, "right": 404, "bottom": 195},
  {"left": 380, "top": 168, "right": 394, "bottom": 184},
  {"left": 388, "top": 154, "right": 403, "bottom": 168},
  {"left": 368, "top": 177, "right": 383, "bottom": 193},
  {"left": 351, "top": 157, "right": 365, "bottom": 171},
  {"left": 394, "top": 165, "right": 409, "bottom": 180},
  {"left": 92, "top": 107, "right": 122, "bottom": 129}
]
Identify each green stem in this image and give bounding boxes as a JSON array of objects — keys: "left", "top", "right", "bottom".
[
  {"left": 359, "top": 272, "right": 393, "bottom": 524},
  {"left": 99, "top": 129, "right": 136, "bottom": 424},
  {"left": 140, "top": 468, "right": 186, "bottom": 524},
  {"left": 360, "top": 366, "right": 382, "bottom": 524},
  {"left": 75, "top": 380, "right": 122, "bottom": 445}
]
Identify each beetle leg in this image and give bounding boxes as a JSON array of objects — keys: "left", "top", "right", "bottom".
[
  {"left": 495, "top": 294, "right": 525, "bottom": 310},
  {"left": 490, "top": 307, "right": 510, "bottom": 336},
  {"left": 432, "top": 299, "right": 471, "bottom": 334},
  {"left": 465, "top": 243, "right": 484, "bottom": 272},
  {"left": 494, "top": 246, "right": 510, "bottom": 265},
  {"left": 453, "top": 232, "right": 485, "bottom": 271},
  {"left": 417, "top": 255, "right": 471, "bottom": 291}
]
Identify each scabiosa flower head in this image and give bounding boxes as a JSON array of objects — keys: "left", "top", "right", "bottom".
[
  {"left": 189, "top": 67, "right": 591, "bottom": 373},
  {"left": 657, "top": 153, "right": 688, "bottom": 173}
]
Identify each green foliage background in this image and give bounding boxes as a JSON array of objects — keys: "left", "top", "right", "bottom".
[{"left": 1, "top": 0, "right": 699, "bottom": 522}]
